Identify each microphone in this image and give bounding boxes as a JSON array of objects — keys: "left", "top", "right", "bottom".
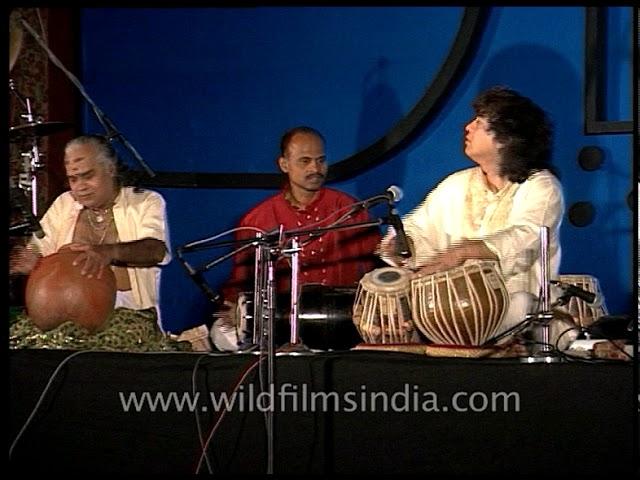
[
  {"left": 192, "top": 272, "right": 223, "bottom": 304},
  {"left": 551, "top": 280, "right": 603, "bottom": 307},
  {"left": 182, "top": 261, "right": 222, "bottom": 304},
  {"left": 387, "top": 204, "right": 411, "bottom": 258},
  {"left": 359, "top": 185, "right": 404, "bottom": 209},
  {"left": 382, "top": 185, "right": 410, "bottom": 258},
  {"left": 384, "top": 185, "right": 403, "bottom": 203}
]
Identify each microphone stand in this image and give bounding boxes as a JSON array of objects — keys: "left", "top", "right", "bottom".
[
  {"left": 178, "top": 212, "right": 386, "bottom": 474},
  {"left": 18, "top": 16, "right": 155, "bottom": 178},
  {"left": 250, "top": 218, "right": 385, "bottom": 473},
  {"left": 521, "top": 226, "right": 562, "bottom": 363},
  {"left": 251, "top": 236, "right": 277, "bottom": 474}
]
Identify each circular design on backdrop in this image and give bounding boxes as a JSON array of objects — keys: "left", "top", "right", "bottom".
[
  {"left": 568, "top": 201, "right": 595, "bottom": 227},
  {"left": 577, "top": 146, "right": 604, "bottom": 171},
  {"left": 134, "top": 8, "right": 489, "bottom": 189}
]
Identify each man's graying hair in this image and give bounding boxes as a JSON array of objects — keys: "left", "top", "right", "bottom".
[
  {"left": 65, "top": 134, "right": 118, "bottom": 168},
  {"left": 65, "top": 135, "right": 143, "bottom": 187}
]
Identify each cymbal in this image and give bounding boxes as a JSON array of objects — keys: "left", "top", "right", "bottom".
[{"left": 9, "top": 121, "right": 73, "bottom": 141}]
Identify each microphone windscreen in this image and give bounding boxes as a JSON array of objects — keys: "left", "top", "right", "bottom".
[{"left": 387, "top": 185, "right": 403, "bottom": 202}]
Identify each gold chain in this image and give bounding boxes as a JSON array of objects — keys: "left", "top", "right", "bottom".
[{"left": 85, "top": 208, "right": 114, "bottom": 245}]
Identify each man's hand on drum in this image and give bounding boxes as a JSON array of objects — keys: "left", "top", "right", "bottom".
[
  {"left": 416, "top": 246, "right": 465, "bottom": 276},
  {"left": 415, "top": 239, "right": 498, "bottom": 276},
  {"left": 220, "top": 301, "right": 237, "bottom": 319},
  {"left": 9, "top": 244, "right": 41, "bottom": 275},
  {"left": 60, "top": 243, "right": 114, "bottom": 279},
  {"left": 213, "top": 301, "right": 238, "bottom": 332}
]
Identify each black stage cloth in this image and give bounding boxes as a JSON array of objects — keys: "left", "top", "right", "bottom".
[{"left": 9, "top": 349, "right": 637, "bottom": 474}]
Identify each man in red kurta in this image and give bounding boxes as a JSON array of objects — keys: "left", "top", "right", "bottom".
[
  {"left": 213, "top": 126, "right": 381, "bottom": 350},
  {"left": 222, "top": 186, "right": 380, "bottom": 300}
]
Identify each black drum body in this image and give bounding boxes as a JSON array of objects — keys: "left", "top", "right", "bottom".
[
  {"left": 238, "top": 284, "right": 361, "bottom": 351},
  {"left": 298, "top": 284, "right": 362, "bottom": 351}
]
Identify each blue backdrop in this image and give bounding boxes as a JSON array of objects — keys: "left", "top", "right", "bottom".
[{"left": 78, "top": 7, "right": 633, "bottom": 333}]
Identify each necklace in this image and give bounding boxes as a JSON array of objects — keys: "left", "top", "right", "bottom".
[
  {"left": 85, "top": 207, "right": 114, "bottom": 244},
  {"left": 94, "top": 210, "right": 107, "bottom": 223}
]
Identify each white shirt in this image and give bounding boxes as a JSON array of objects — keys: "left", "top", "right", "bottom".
[{"left": 383, "top": 167, "right": 564, "bottom": 331}]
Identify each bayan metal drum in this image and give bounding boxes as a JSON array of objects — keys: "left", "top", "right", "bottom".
[
  {"left": 411, "top": 260, "right": 509, "bottom": 346},
  {"left": 352, "top": 267, "right": 421, "bottom": 344},
  {"left": 555, "top": 274, "right": 608, "bottom": 328}
]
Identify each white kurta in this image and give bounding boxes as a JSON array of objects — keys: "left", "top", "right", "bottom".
[{"left": 382, "top": 166, "right": 564, "bottom": 332}]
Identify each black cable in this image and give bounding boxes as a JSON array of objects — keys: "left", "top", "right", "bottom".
[
  {"left": 554, "top": 325, "right": 581, "bottom": 353},
  {"left": 9, "top": 350, "right": 95, "bottom": 460},
  {"left": 484, "top": 316, "right": 533, "bottom": 345}
]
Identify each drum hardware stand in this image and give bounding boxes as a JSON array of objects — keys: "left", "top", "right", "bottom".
[
  {"left": 521, "top": 226, "right": 562, "bottom": 363},
  {"left": 9, "top": 79, "right": 46, "bottom": 217}
]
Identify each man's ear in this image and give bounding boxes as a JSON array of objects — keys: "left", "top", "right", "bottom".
[{"left": 277, "top": 156, "right": 288, "bottom": 173}]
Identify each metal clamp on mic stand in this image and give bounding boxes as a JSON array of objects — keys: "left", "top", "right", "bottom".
[
  {"left": 277, "top": 237, "right": 312, "bottom": 353},
  {"left": 521, "top": 226, "right": 562, "bottom": 363}
]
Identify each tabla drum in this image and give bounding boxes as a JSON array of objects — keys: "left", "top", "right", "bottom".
[
  {"left": 352, "top": 267, "right": 421, "bottom": 344},
  {"left": 555, "top": 274, "right": 608, "bottom": 328},
  {"left": 411, "top": 260, "right": 509, "bottom": 346}
]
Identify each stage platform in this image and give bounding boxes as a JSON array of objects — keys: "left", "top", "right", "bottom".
[{"left": 9, "top": 348, "right": 637, "bottom": 474}]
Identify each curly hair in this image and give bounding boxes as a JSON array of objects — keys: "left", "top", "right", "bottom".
[{"left": 472, "top": 86, "right": 555, "bottom": 183}]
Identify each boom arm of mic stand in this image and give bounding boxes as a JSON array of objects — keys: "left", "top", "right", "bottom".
[
  {"left": 179, "top": 231, "right": 277, "bottom": 254},
  {"left": 176, "top": 242, "right": 259, "bottom": 305},
  {"left": 282, "top": 218, "right": 384, "bottom": 240},
  {"left": 18, "top": 16, "right": 155, "bottom": 178},
  {"left": 177, "top": 239, "right": 258, "bottom": 276},
  {"left": 95, "top": 109, "right": 155, "bottom": 178}
]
